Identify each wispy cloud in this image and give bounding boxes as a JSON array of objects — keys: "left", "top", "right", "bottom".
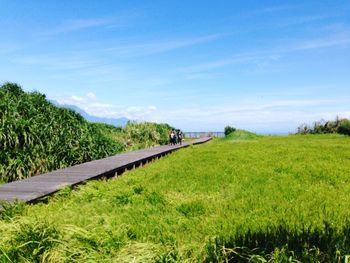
[
  {"left": 12, "top": 33, "right": 226, "bottom": 72},
  {"left": 185, "top": 72, "right": 219, "bottom": 80},
  {"left": 11, "top": 54, "right": 102, "bottom": 70},
  {"left": 180, "top": 53, "right": 278, "bottom": 73},
  {"left": 289, "top": 33, "right": 350, "bottom": 51},
  {"left": 235, "top": 4, "right": 303, "bottom": 19},
  {"left": 104, "top": 33, "right": 226, "bottom": 56},
  {"left": 0, "top": 44, "right": 22, "bottom": 55},
  {"left": 180, "top": 31, "right": 350, "bottom": 74},
  {"left": 275, "top": 14, "right": 334, "bottom": 28},
  {"left": 43, "top": 16, "right": 129, "bottom": 35},
  {"left": 252, "top": 4, "right": 302, "bottom": 14}
]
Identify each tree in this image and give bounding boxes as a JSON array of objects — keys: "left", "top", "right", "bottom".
[
  {"left": 224, "top": 126, "right": 236, "bottom": 136},
  {"left": 337, "top": 119, "right": 350, "bottom": 136}
]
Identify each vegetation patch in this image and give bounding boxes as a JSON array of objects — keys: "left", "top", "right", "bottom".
[
  {"left": 205, "top": 222, "right": 350, "bottom": 262},
  {"left": 0, "top": 219, "right": 60, "bottom": 262},
  {"left": 224, "top": 125, "right": 236, "bottom": 136},
  {"left": 0, "top": 82, "right": 173, "bottom": 183},
  {"left": 1, "top": 134, "right": 350, "bottom": 261},
  {"left": 115, "top": 193, "right": 132, "bottom": 206},
  {"left": 0, "top": 201, "right": 26, "bottom": 222},
  {"left": 146, "top": 191, "right": 166, "bottom": 206},
  {"left": 224, "top": 129, "right": 261, "bottom": 141},
  {"left": 297, "top": 117, "right": 350, "bottom": 136},
  {"left": 133, "top": 185, "right": 145, "bottom": 195},
  {"left": 176, "top": 201, "right": 205, "bottom": 217}
]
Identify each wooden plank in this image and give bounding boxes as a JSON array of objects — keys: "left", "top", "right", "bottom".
[
  {"left": 0, "top": 137, "right": 212, "bottom": 206},
  {"left": 0, "top": 192, "right": 39, "bottom": 202}
]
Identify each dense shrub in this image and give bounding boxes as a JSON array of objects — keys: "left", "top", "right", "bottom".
[
  {"left": 296, "top": 117, "right": 350, "bottom": 136},
  {"left": 122, "top": 121, "right": 173, "bottom": 149},
  {"left": 338, "top": 119, "right": 350, "bottom": 136},
  {"left": 296, "top": 123, "right": 311, "bottom": 134},
  {"left": 90, "top": 121, "right": 173, "bottom": 151},
  {"left": 224, "top": 125, "right": 236, "bottom": 136}
]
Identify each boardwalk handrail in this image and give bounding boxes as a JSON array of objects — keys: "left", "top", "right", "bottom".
[
  {"left": 0, "top": 137, "right": 212, "bottom": 206},
  {"left": 185, "top": 132, "right": 225, "bottom": 138}
]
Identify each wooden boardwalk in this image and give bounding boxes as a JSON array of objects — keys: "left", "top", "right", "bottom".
[{"left": 0, "top": 137, "right": 211, "bottom": 205}]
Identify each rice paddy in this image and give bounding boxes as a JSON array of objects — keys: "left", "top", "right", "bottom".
[{"left": 1, "top": 133, "right": 350, "bottom": 262}]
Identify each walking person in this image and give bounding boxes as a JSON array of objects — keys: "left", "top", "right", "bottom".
[
  {"left": 172, "top": 129, "right": 177, "bottom": 145},
  {"left": 177, "top": 130, "right": 183, "bottom": 145},
  {"left": 169, "top": 130, "right": 175, "bottom": 145}
]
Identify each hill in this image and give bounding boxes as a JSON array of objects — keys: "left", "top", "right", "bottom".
[
  {"left": 224, "top": 129, "right": 261, "bottom": 141},
  {"left": 50, "top": 100, "right": 129, "bottom": 127}
]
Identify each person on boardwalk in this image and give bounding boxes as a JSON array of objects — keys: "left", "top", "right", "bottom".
[
  {"left": 172, "top": 129, "right": 177, "bottom": 145},
  {"left": 169, "top": 130, "right": 176, "bottom": 145},
  {"left": 177, "top": 130, "right": 183, "bottom": 145}
]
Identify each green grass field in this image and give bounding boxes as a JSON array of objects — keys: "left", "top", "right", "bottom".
[{"left": 1, "top": 133, "right": 350, "bottom": 262}]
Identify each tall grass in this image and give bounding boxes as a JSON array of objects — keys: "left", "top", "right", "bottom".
[
  {"left": 0, "top": 82, "right": 172, "bottom": 183},
  {"left": 98, "top": 121, "right": 172, "bottom": 151},
  {"left": 205, "top": 222, "right": 350, "bottom": 262}
]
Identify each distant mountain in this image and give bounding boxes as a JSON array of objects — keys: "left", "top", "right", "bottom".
[{"left": 50, "top": 100, "right": 129, "bottom": 127}]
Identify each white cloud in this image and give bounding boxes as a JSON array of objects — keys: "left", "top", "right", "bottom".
[
  {"left": 86, "top": 92, "right": 97, "bottom": 100},
  {"left": 150, "top": 97, "right": 350, "bottom": 133},
  {"left": 70, "top": 95, "right": 85, "bottom": 103},
  {"left": 53, "top": 93, "right": 350, "bottom": 134},
  {"left": 54, "top": 93, "right": 159, "bottom": 121}
]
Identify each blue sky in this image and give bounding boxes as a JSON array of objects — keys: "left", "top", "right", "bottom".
[{"left": 1, "top": 0, "right": 349, "bottom": 133}]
